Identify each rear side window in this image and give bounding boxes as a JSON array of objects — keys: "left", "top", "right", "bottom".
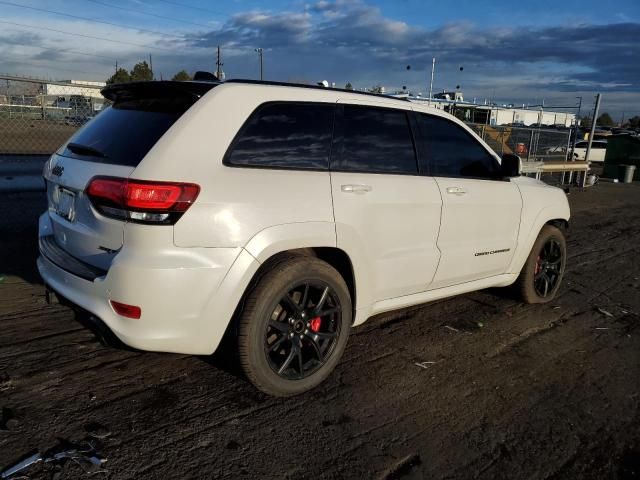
[
  {"left": 333, "top": 105, "right": 417, "bottom": 174},
  {"left": 225, "top": 102, "right": 334, "bottom": 170},
  {"left": 416, "top": 114, "right": 500, "bottom": 179},
  {"left": 58, "top": 97, "right": 192, "bottom": 167}
]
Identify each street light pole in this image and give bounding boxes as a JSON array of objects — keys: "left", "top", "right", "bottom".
[
  {"left": 254, "top": 48, "right": 263, "bottom": 81},
  {"left": 428, "top": 57, "right": 435, "bottom": 106}
]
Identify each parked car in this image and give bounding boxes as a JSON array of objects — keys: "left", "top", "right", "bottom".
[
  {"left": 38, "top": 79, "right": 570, "bottom": 396},
  {"left": 573, "top": 140, "right": 607, "bottom": 162}
]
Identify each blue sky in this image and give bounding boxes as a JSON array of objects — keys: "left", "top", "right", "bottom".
[{"left": 1, "top": 0, "right": 639, "bottom": 118}]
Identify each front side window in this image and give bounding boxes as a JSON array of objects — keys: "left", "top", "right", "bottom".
[
  {"left": 225, "top": 102, "right": 334, "bottom": 170},
  {"left": 416, "top": 114, "right": 500, "bottom": 179},
  {"left": 333, "top": 105, "right": 417, "bottom": 174}
]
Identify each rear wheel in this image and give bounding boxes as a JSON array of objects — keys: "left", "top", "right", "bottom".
[
  {"left": 237, "top": 256, "right": 352, "bottom": 396},
  {"left": 516, "top": 225, "right": 567, "bottom": 303}
]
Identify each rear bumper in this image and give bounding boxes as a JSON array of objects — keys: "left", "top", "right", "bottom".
[
  {"left": 37, "top": 212, "right": 259, "bottom": 355},
  {"left": 39, "top": 234, "right": 106, "bottom": 281}
]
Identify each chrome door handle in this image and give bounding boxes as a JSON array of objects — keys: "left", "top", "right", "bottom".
[
  {"left": 446, "top": 187, "right": 467, "bottom": 195},
  {"left": 341, "top": 184, "right": 372, "bottom": 194}
]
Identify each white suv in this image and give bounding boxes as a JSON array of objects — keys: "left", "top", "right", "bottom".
[{"left": 38, "top": 79, "right": 570, "bottom": 396}]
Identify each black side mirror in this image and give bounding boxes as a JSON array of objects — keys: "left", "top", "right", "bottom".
[{"left": 501, "top": 153, "right": 522, "bottom": 177}]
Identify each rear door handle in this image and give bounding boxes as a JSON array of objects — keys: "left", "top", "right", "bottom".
[
  {"left": 446, "top": 186, "right": 467, "bottom": 195},
  {"left": 341, "top": 184, "right": 372, "bottom": 194}
]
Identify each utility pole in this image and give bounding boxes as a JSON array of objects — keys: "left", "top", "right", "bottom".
[
  {"left": 569, "top": 96, "right": 582, "bottom": 162},
  {"left": 585, "top": 93, "right": 602, "bottom": 165},
  {"left": 255, "top": 48, "right": 263, "bottom": 81},
  {"left": 428, "top": 57, "right": 435, "bottom": 105},
  {"left": 216, "top": 45, "right": 223, "bottom": 80},
  {"left": 149, "top": 54, "right": 154, "bottom": 80}
]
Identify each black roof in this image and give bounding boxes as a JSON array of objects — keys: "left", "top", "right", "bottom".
[{"left": 101, "top": 80, "right": 219, "bottom": 102}]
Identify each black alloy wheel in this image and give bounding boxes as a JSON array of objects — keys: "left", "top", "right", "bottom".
[
  {"left": 533, "top": 238, "right": 563, "bottom": 298},
  {"left": 515, "top": 224, "right": 567, "bottom": 304},
  {"left": 237, "top": 255, "right": 352, "bottom": 396},
  {"left": 264, "top": 282, "right": 342, "bottom": 380}
]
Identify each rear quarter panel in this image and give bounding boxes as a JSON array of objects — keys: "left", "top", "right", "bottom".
[{"left": 131, "top": 84, "right": 339, "bottom": 248}]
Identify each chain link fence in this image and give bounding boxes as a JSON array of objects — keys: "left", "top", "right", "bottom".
[
  {"left": 468, "top": 124, "right": 572, "bottom": 162},
  {"left": 0, "top": 76, "right": 574, "bottom": 192},
  {"left": 0, "top": 76, "right": 106, "bottom": 156}
]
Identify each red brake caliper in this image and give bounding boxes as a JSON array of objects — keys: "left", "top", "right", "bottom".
[{"left": 310, "top": 316, "right": 322, "bottom": 333}]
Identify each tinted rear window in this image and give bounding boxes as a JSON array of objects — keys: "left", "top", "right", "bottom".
[
  {"left": 225, "top": 102, "right": 334, "bottom": 170},
  {"left": 58, "top": 97, "right": 190, "bottom": 166},
  {"left": 333, "top": 105, "right": 417, "bottom": 174}
]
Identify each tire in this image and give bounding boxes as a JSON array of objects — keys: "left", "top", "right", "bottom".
[
  {"left": 237, "top": 256, "right": 352, "bottom": 397},
  {"left": 516, "top": 225, "right": 567, "bottom": 304}
]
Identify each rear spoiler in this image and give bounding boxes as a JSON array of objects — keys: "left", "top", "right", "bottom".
[{"left": 101, "top": 80, "right": 220, "bottom": 103}]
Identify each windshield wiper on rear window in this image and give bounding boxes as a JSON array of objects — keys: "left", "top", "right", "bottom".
[{"left": 66, "top": 142, "right": 107, "bottom": 158}]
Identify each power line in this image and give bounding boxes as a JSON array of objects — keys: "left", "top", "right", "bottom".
[
  {"left": 152, "top": 0, "right": 224, "bottom": 16},
  {"left": 85, "top": 0, "right": 215, "bottom": 29},
  {"left": 0, "top": 1, "right": 188, "bottom": 39},
  {"left": 0, "top": 20, "right": 180, "bottom": 52}
]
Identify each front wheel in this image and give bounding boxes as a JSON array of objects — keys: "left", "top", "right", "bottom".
[
  {"left": 237, "top": 256, "right": 352, "bottom": 396},
  {"left": 516, "top": 225, "right": 567, "bottom": 303}
]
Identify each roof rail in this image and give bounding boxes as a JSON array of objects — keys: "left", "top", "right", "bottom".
[{"left": 224, "top": 78, "right": 410, "bottom": 102}]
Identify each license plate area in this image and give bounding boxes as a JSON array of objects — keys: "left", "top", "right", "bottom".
[{"left": 55, "top": 187, "right": 76, "bottom": 222}]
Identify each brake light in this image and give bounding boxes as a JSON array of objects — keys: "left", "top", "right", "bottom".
[
  {"left": 110, "top": 300, "right": 141, "bottom": 319},
  {"left": 87, "top": 176, "right": 199, "bottom": 224}
]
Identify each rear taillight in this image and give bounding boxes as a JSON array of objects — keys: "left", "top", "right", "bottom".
[{"left": 87, "top": 176, "right": 199, "bottom": 224}]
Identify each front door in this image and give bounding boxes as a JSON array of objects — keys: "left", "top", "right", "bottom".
[
  {"left": 431, "top": 177, "right": 521, "bottom": 288},
  {"left": 413, "top": 112, "right": 522, "bottom": 289}
]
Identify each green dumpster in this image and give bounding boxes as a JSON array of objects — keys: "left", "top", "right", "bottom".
[{"left": 603, "top": 134, "right": 640, "bottom": 181}]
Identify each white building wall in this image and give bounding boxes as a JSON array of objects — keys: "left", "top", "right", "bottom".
[
  {"left": 488, "top": 107, "right": 574, "bottom": 127},
  {"left": 44, "top": 83, "right": 104, "bottom": 99}
]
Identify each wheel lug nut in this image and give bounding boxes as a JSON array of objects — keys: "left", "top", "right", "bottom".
[
  {"left": 304, "top": 329, "right": 308, "bottom": 334},
  {"left": 299, "top": 334, "right": 304, "bottom": 339}
]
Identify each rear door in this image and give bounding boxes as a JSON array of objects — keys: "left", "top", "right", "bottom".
[
  {"left": 43, "top": 84, "right": 208, "bottom": 270},
  {"left": 330, "top": 103, "right": 442, "bottom": 302},
  {"left": 414, "top": 113, "right": 522, "bottom": 289}
]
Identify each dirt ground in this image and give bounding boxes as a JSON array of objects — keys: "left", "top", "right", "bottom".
[
  {"left": 0, "top": 118, "right": 77, "bottom": 155},
  {"left": 1, "top": 182, "right": 639, "bottom": 479}
]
